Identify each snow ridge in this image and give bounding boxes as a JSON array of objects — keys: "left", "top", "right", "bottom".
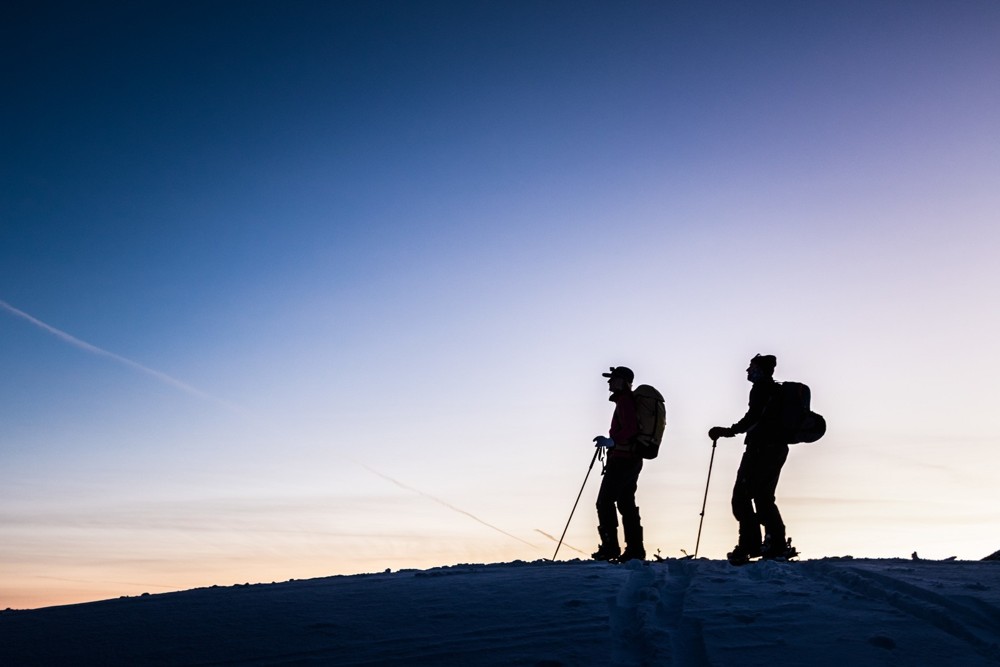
[
  {"left": 660, "top": 560, "right": 711, "bottom": 667},
  {"left": 806, "top": 562, "right": 1000, "bottom": 662},
  {"left": 607, "top": 559, "right": 713, "bottom": 666},
  {"left": 3, "top": 558, "right": 1000, "bottom": 666},
  {"left": 608, "top": 560, "right": 664, "bottom": 664}
]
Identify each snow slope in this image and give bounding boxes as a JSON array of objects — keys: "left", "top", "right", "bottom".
[{"left": 2, "top": 558, "right": 999, "bottom": 666}]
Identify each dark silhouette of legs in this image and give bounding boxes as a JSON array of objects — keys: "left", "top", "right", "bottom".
[
  {"left": 732, "top": 446, "right": 789, "bottom": 554},
  {"left": 596, "top": 457, "right": 644, "bottom": 558}
]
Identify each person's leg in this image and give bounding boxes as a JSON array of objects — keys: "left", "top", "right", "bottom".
[
  {"left": 752, "top": 446, "right": 789, "bottom": 555},
  {"left": 616, "top": 458, "right": 644, "bottom": 559},
  {"left": 731, "top": 452, "right": 761, "bottom": 554},
  {"left": 594, "top": 463, "right": 623, "bottom": 559}
]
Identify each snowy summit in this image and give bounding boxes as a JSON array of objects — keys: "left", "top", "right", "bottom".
[{"left": 2, "top": 556, "right": 999, "bottom": 666}]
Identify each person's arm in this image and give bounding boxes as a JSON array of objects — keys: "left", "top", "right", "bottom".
[{"left": 730, "top": 384, "right": 768, "bottom": 434}]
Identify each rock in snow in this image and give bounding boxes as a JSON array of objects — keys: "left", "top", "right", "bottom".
[{"left": 2, "top": 557, "right": 999, "bottom": 666}]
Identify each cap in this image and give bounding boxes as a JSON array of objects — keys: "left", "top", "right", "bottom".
[
  {"left": 750, "top": 354, "right": 777, "bottom": 372},
  {"left": 602, "top": 366, "right": 635, "bottom": 383}
]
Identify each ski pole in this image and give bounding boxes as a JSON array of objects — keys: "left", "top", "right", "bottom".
[
  {"left": 693, "top": 438, "right": 718, "bottom": 558},
  {"left": 552, "top": 446, "right": 601, "bottom": 561}
]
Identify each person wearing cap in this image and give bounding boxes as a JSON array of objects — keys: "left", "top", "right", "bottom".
[
  {"left": 591, "top": 366, "right": 645, "bottom": 562},
  {"left": 709, "top": 354, "right": 790, "bottom": 564}
]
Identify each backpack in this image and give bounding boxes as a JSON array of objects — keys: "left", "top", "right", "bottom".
[
  {"left": 777, "top": 381, "right": 826, "bottom": 444},
  {"left": 632, "top": 385, "right": 666, "bottom": 459}
]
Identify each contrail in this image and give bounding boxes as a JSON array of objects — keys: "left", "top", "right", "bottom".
[
  {"left": 0, "top": 299, "right": 246, "bottom": 414},
  {"left": 358, "top": 462, "right": 538, "bottom": 549},
  {"left": 534, "top": 529, "right": 586, "bottom": 556}
]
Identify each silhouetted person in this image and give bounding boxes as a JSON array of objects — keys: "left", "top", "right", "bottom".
[
  {"left": 709, "top": 354, "right": 791, "bottom": 565},
  {"left": 592, "top": 366, "right": 645, "bottom": 562}
]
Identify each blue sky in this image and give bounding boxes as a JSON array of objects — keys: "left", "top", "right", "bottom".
[{"left": 3, "top": 1, "right": 1000, "bottom": 608}]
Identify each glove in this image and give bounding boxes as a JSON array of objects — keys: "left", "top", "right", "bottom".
[
  {"left": 708, "top": 426, "right": 734, "bottom": 441},
  {"left": 593, "top": 436, "right": 616, "bottom": 449}
]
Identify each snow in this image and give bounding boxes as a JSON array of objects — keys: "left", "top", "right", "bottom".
[{"left": 2, "top": 557, "right": 999, "bottom": 666}]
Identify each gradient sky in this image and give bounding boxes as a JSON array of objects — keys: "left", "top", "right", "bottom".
[{"left": 3, "top": 1, "right": 999, "bottom": 609}]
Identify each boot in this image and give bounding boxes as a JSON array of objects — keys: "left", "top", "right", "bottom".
[
  {"left": 728, "top": 533, "right": 763, "bottom": 566},
  {"left": 727, "top": 543, "right": 758, "bottom": 566},
  {"left": 619, "top": 526, "right": 645, "bottom": 562},
  {"left": 591, "top": 526, "right": 621, "bottom": 561},
  {"left": 737, "top": 520, "right": 761, "bottom": 558},
  {"left": 761, "top": 533, "right": 793, "bottom": 559}
]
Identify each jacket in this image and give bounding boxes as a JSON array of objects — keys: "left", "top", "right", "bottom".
[
  {"left": 608, "top": 390, "right": 639, "bottom": 459},
  {"left": 731, "top": 379, "right": 785, "bottom": 449}
]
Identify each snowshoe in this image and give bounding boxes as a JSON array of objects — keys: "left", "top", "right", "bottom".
[
  {"left": 761, "top": 537, "right": 798, "bottom": 562},
  {"left": 726, "top": 544, "right": 760, "bottom": 566},
  {"left": 591, "top": 545, "right": 621, "bottom": 561},
  {"left": 613, "top": 547, "right": 646, "bottom": 563}
]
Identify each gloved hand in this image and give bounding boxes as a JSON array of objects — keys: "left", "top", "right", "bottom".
[
  {"left": 593, "top": 436, "right": 616, "bottom": 449},
  {"left": 708, "top": 426, "right": 734, "bottom": 441}
]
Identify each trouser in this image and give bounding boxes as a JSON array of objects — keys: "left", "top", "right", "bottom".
[
  {"left": 731, "top": 444, "right": 789, "bottom": 550},
  {"left": 596, "top": 456, "right": 643, "bottom": 548}
]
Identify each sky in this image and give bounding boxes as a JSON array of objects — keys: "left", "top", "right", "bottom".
[{"left": 2, "top": 0, "right": 999, "bottom": 609}]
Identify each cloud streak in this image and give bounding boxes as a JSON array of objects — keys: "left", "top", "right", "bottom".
[
  {"left": 358, "top": 463, "right": 538, "bottom": 550},
  {"left": 0, "top": 299, "right": 246, "bottom": 414},
  {"left": 534, "top": 529, "right": 585, "bottom": 556}
]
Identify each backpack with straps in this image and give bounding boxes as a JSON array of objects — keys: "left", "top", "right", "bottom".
[
  {"left": 777, "top": 381, "right": 826, "bottom": 444},
  {"left": 632, "top": 385, "right": 666, "bottom": 459}
]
